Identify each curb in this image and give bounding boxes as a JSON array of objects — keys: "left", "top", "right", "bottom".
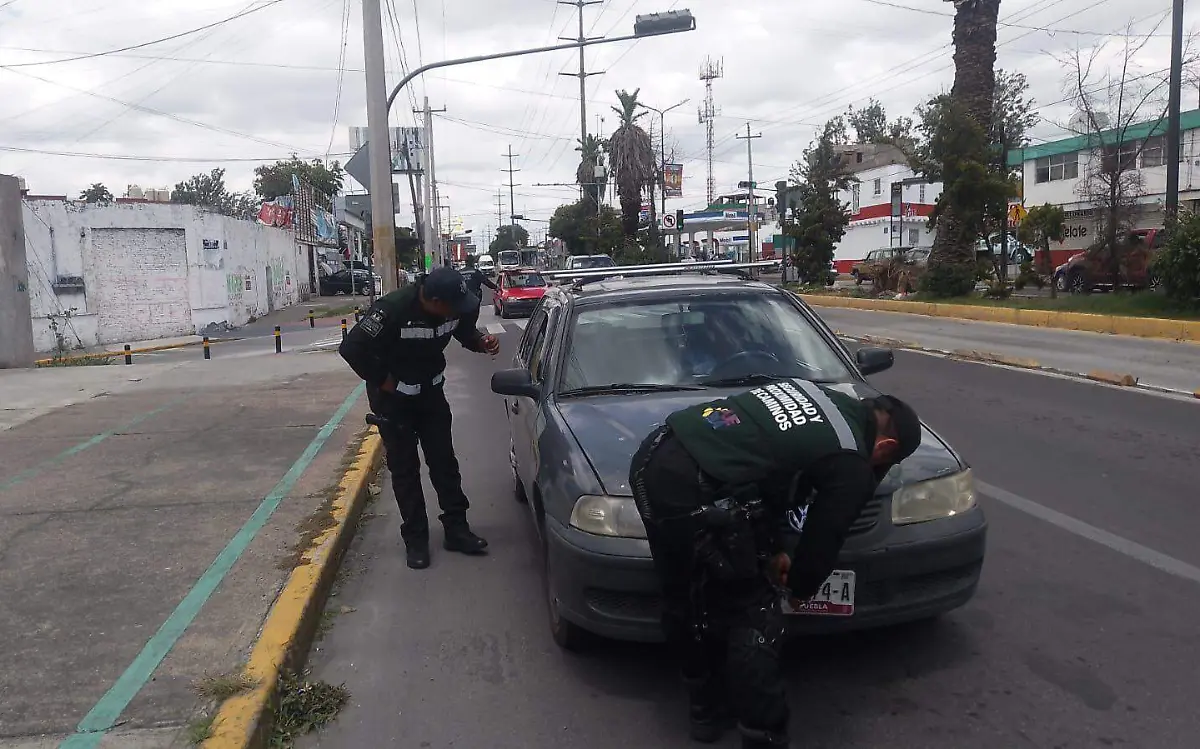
[
  {"left": 202, "top": 431, "right": 383, "bottom": 749},
  {"left": 800, "top": 293, "right": 1200, "bottom": 344},
  {"left": 34, "top": 337, "right": 243, "bottom": 365}
]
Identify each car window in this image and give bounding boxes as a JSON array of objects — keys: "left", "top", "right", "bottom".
[
  {"left": 526, "top": 312, "right": 551, "bottom": 382},
  {"left": 577, "top": 256, "right": 615, "bottom": 269},
  {"left": 508, "top": 273, "right": 546, "bottom": 288},
  {"left": 559, "top": 294, "right": 854, "bottom": 390}
]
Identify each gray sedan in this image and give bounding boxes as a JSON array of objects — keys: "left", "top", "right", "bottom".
[{"left": 491, "top": 273, "right": 986, "bottom": 650}]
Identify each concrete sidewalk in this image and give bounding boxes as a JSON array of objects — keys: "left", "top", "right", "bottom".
[
  {"left": 813, "top": 305, "right": 1200, "bottom": 394},
  {"left": 0, "top": 348, "right": 368, "bottom": 746}
]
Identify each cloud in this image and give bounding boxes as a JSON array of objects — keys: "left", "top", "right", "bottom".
[{"left": 0, "top": 0, "right": 1186, "bottom": 227}]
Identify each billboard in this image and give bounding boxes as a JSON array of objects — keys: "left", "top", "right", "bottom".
[
  {"left": 663, "top": 164, "right": 683, "bottom": 198},
  {"left": 348, "top": 126, "right": 425, "bottom": 173}
]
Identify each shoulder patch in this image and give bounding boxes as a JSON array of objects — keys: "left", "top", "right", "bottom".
[{"left": 359, "top": 308, "right": 386, "bottom": 337}]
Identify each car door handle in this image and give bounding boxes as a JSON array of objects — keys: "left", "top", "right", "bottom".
[{"left": 511, "top": 400, "right": 520, "bottom": 414}]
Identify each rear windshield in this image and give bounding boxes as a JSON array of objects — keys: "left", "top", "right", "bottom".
[
  {"left": 560, "top": 294, "right": 852, "bottom": 389},
  {"left": 507, "top": 273, "right": 546, "bottom": 288}
]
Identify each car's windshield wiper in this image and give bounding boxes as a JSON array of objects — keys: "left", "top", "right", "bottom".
[
  {"left": 697, "top": 373, "right": 780, "bottom": 387},
  {"left": 558, "top": 383, "right": 704, "bottom": 397}
]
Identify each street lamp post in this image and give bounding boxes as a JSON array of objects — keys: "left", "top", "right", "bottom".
[{"left": 640, "top": 98, "right": 690, "bottom": 258}]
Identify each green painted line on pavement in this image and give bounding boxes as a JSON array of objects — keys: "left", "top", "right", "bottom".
[
  {"left": 0, "top": 401, "right": 181, "bottom": 493},
  {"left": 58, "top": 382, "right": 366, "bottom": 749}
]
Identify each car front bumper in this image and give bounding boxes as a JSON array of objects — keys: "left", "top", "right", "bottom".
[
  {"left": 545, "top": 504, "right": 987, "bottom": 643},
  {"left": 500, "top": 297, "right": 541, "bottom": 316}
]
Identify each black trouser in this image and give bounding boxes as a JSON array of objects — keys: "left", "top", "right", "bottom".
[
  {"left": 630, "top": 427, "right": 789, "bottom": 737},
  {"left": 369, "top": 384, "right": 470, "bottom": 544}
]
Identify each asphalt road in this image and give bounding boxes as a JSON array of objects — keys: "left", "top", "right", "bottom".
[{"left": 299, "top": 305, "right": 1200, "bottom": 749}]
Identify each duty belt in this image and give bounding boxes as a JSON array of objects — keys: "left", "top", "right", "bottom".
[{"left": 393, "top": 371, "right": 445, "bottom": 395}]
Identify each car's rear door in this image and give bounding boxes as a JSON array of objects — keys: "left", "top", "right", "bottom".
[{"left": 512, "top": 308, "right": 550, "bottom": 497}]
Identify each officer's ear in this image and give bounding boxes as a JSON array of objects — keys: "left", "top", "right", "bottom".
[{"left": 870, "top": 435, "right": 899, "bottom": 467}]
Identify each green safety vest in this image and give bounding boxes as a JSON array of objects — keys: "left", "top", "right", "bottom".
[{"left": 665, "top": 379, "right": 872, "bottom": 486}]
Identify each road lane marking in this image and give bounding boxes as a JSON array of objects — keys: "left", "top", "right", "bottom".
[
  {"left": 58, "top": 382, "right": 366, "bottom": 749},
  {"left": 514, "top": 319, "right": 527, "bottom": 330},
  {"left": 0, "top": 400, "right": 181, "bottom": 493},
  {"left": 977, "top": 480, "right": 1200, "bottom": 586},
  {"left": 485, "top": 323, "right": 506, "bottom": 336}
]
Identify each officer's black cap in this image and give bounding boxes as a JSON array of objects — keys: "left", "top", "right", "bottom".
[
  {"left": 422, "top": 266, "right": 479, "bottom": 316},
  {"left": 876, "top": 394, "right": 922, "bottom": 465}
]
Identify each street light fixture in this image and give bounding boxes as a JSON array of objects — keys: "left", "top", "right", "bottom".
[{"left": 640, "top": 98, "right": 690, "bottom": 257}]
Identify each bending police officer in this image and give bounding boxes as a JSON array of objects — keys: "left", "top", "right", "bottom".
[
  {"left": 629, "top": 379, "right": 922, "bottom": 748},
  {"left": 339, "top": 266, "right": 500, "bottom": 570},
  {"left": 461, "top": 255, "right": 498, "bottom": 301}
]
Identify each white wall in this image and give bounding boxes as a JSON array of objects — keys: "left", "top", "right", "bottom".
[{"left": 23, "top": 201, "right": 305, "bottom": 352}]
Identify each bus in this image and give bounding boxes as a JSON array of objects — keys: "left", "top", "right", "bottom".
[{"left": 497, "top": 249, "right": 521, "bottom": 272}]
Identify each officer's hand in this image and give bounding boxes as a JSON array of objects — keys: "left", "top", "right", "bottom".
[
  {"left": 767, "top": 552, "right": 791, "bottom": 588},
  {"left": 481, "top": 334, "right": 500, "bottom": 355},
  {"left": 380, "top": 375, "right": 397, "bottom": 393}
]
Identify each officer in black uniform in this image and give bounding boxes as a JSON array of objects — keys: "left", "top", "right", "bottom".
[
  {"left": 629, "top": 379, "right": 922, "bottom": 748},
  {"left": 339, "top": 266, "right": 500, "bottom": 570},
  {"left": 462, "top": 255, "right": 498, "bottom": 301}
]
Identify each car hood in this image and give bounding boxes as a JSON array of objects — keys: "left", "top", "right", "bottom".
[{"left": 555, "top": 382, "right": 964, "bottom": 497}]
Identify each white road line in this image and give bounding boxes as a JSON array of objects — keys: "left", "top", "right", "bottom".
[
  {"left": 977, "top": 480, "right": 1200, "bottom": 586},
  {"left": 485, "top": 323, "right": 506, "bottom": 336},
  {"left": 514, "top": 319, "right": 527, "bottom": 330}
]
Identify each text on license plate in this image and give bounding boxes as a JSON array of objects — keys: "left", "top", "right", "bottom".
[{"left": 782, "top": 570, "right": 855, "bottom": 616}]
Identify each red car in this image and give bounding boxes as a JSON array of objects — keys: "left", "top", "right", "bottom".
[{"left": 494, "top": 269, "right": 548, "bottom": 319}]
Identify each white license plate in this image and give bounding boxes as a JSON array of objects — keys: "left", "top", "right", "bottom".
[{"left": 782, "top": 570, "right": 856, "bottom": 616}]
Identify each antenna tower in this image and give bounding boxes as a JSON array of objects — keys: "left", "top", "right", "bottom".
[{"left": 698, "top": 57, "right": 723, "bottom": 207}]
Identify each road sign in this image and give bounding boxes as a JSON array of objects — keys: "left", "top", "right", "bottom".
[
  {"left": 1008, "top": 204, "right": 1028, "bottom": 223},
  {"left": 662, "top": 213, "right": 677, "bottom": 230},
  {"left": 345, "top": 144, "right": 371, "bottom": 189}
]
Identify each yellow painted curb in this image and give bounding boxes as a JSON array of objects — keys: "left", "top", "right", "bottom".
[
  {"left": 950, "top": 350, "right": 1042, "bottom": 369},
  {"left": 1086, "top": 370, "right": 1138, "bottom": 387},
  {"left": 1193, "top": 390, "right": 1200, "bottom": 400},
  {"left": 799, "top": 294, "right": 1200, "bottom": 344},
  {"left": 202, "top": 431, "right": 383, "bottom": 749}
]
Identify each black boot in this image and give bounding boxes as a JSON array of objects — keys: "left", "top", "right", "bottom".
[
  {"left": 740, "top": 724, "right": 789, "bottom": 749},
  {"left": 685, "top": 675, "right": 732, "bottom": 743},
  {"left": 405, "top": 538, "right": 431, "bottom": 569},
  {"left": 443, "top": 524, "right": 488, "bottom": 555}
]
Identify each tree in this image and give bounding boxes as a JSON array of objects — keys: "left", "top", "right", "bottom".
[
  {"left": 253, "top": 156, "right": 344, "bottom": 209},
  {"left": 395, "top": 226, "right": 421, "bottom": 269},
  {"left": 847, "top": 100, "right": 888, "bottom": 144},
  {"left": 489, "top": 224, "right": 529, "bottom": 254},
  {"left": 911, "top": 0, "right": 1002, "bottom": 297},
  {"left": 575, "top": 135, "right": 607, "bottom": 207},
  {"left": 1017, "top": 204, "right": 1066, "bottom": 298},
  {"left": 783, "top": 118, "right": 853, "bottom": 284},
  {"left": 607, "top": 89, "right": 656, "bottom": 239},
  {"left": 549, "top": 200, "right": 623, "bottom": 255},
  {"left": 79, "top": 183, "right": 113, "bottom": 205},
  {"left": 1152, "top": 210, "right": 1200, "bottom": 309},
  {"left": 171, "top": 168, "right": 232, "bottom": 211},
  {"left": 1060, "top": 31, "right": 1172, "bottom": 289}
]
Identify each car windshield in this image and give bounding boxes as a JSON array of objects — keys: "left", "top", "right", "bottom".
[
  {"left": 507, "top": 273, "right": 546, "bottom": 288},
  {"left": 559, "top": 294, "right": 854, "bottom": 391},
  {"left": 498, "top": 250, "right": 520, "bottom": 265},
  {"left": 575, "top": 256, "right": 615, "bottom": 269}
]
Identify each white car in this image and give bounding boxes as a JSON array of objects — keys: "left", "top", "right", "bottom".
[{"left": 477, "top": 255, "right": 496, "bottom": 276}]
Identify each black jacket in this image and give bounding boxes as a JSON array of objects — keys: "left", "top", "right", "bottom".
[
  {"left": 338, "top": 282, "right": 485, "bottom": 391},
  {"left": 463, "top": 268, "right": 498, "bottom": 298}
]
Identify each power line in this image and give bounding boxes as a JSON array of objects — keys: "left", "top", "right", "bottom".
[
  {"left": 0, "top": 0, "right": 292, "bottom": 68},
  {"left": 855, "top": 0, "right": 1174, "bottom": 37},
  {"left": 326, "top": 0, "right": 352, "bottom": 160},
  {"left": 0, "top": 144, "right": 352, "bottom": 162}
]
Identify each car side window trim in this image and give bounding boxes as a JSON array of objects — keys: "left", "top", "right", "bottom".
[{"left": 527, "top": 312, "right": 551, "bottom": 382}]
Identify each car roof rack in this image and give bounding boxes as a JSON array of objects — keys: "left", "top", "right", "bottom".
[{"left": 543, "top": 260, "right": 778, "bottom": 291}]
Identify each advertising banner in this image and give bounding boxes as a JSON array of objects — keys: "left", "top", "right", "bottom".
[{"left": 663, "top": 164, "right": 683, "bottom": 198}]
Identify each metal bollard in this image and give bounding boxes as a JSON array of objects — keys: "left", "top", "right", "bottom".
[
  {"left": 354, "top": 305, "right": 361, "bottom": 322},
  {"left": 308, "top": 310, "right": 315, "bottom": 328},
  {"left": 203, "top": 337, "right": 211, "bottom": 360},
  {"left": 274, "top": 325, "right": 282, "bottom": 354},
  {"left": 341, "top": 319, "right": 348, "bottom": 338},
  {"left": 123, "top": 344, "right": 132, "bottom": 365}
]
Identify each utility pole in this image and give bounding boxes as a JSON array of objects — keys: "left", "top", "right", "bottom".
[
  {"left": 402, "top": 130, "right": 425, "bottom": 273},
  {"left": 737, "top": 124, "right": 761, "bottom": 263},
  {"left": 496, "top": 190, "right": 504, "bottom": 235},
  {"left": 361, "top": 0, "right": 397, "bottom": 291},
  {"left": 502, "top": 145, "right": 520, "bottom": 228},
  {"left": 698, "top": 57, "right": 723, "bottom": 208},
  {"left": 415, "top": 97, "right": 447, "bottom": 267},
  {"left": 1164, "top": 0, "right": 1184, "bottom": 219},
  {"left": 558, "top": 0, "right": 604, "bottom": 145}
]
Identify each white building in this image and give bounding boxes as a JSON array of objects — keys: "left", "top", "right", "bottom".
[
  {"left": 1008, "top": 108, "right": 1200, "bottom": 266},
  {"left": 23, "top": 199, "right": 307, "bottom": 353}
]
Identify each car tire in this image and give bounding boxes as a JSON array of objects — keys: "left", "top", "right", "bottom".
[
  {"left": 1067, "top": 268, "right": 1089, "bottom": 295},
  {"left": 853, "top": 271, "right": 862, "bottom": 285},
  {"left": 499, "top": 301, "right": 510, "bottom": 319},
  {"left": 1053, "top": 272, "right": 1066, "bottom": 292},
  {"left": 540, "top": 519, "right": 590, "bottom": 652}
]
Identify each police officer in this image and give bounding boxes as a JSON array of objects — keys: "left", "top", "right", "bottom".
[
  {"left": 339, "top": 266, "right": 500, "bottom": 570},
  {"left": 629, "top": 379, "right": 922, "bottom": 748},
  {"left": 461, "top": 255, "right": 498, "bottom": 301}
]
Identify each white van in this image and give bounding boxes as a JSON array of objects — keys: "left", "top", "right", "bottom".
[{"left": 476, "top": 255, "right": 496, "bottom": 276}]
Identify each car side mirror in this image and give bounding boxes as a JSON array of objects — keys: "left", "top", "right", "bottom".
[
  {"left": 855, "top": 346, "right": 894, "bottom": 376},
  {"left": 491, "top": 368, "right": 540, "bottom": 399}
]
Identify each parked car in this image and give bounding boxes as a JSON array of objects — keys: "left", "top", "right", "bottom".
[
  {"left": 1058, "top": 228, "right": 1165, "bottom": 294},
  {"left": 851, "top": 247, "right": 929, "bottom": 285},
  {"left": 491, "top": 269, "right": 987, "bottom": 650},
  {"left": 566, "top": 254, "right": 617, "bottom": 271},
  {"left": 477, "top": 255, "right": 496, "bottom": 276},
  {"left": 494, "top": 269, "right": 548, "bottom": 319},
  {"left": 319, "top": 268, "right": 378, "bottom": 296}
]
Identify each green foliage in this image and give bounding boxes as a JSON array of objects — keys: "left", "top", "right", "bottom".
[
  {"left": 395, "top": 226, "right": 420, "bottom": 268},
  {"left": 489, "top": 224, "right": 529, "bottom": 253},
  {"left": 845, "top": 99, "right": 914, "bottom": 146},
  {"left": 608, "top": 89, "right": 655, "bottom": 238},
  {"left": 1018, "top": 203, "right": 1066, "bottom": 277},
  {"left": 171, "top": 168, "right": 257, "bottom": 219},
  {"left": 1153, "top": 211, "right": 1200, "bottom": 308},
  {"left": 782, "top": 118, "right": 851, "bottom": 284},
  {"left": 269, "top": 670, "right": 349, "bottom": 748},
  {"left": 549, "top": 200, "right": 623, "bottom": 255},
  {"left": 575, "top": 135, "right": 607, "bottom": 207},
  {"left": 79, "top": 183, "right": 113, "bottom": 204},
  {"left": 920, "top": 262, "right": 978, "bottom": 297},
  {"left": 254, "top": 156, "right": 344, "bottom": 208}
]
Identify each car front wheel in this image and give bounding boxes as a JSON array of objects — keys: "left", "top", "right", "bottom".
[
  {"left": 1067, "top": 269, "right": 1090, "bottom": 294},
  {"left": 544, "top": 540, "right": 590, "bottom": 652}
]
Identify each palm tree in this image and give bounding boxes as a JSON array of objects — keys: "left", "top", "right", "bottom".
[
  {"left": 607, "top": 89, "right": 656, "bottom": 239},
  {"left": 575, "top": 134, "right": 607, "bottom": 207}
]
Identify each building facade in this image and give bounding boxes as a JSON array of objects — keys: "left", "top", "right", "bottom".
[
  {"left": 1008, "top": 109, "right": 1200, "bottom": 266},
  {"left": 23, "top": 200, "right": 306, "bottom": 353}
]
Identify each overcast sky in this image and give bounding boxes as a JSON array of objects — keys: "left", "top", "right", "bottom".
[{"left": 0, "top": 0, "right": 1189, "bottom": 240}]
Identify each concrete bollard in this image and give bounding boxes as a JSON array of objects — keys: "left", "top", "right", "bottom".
[
  {"left": 203, "top": 337, "right": 211, "bottom": 360},
  {"left": 341, "top": 319, "right": 348, "bottom": 339},
  {"left": 274, "top": 326, "right": 282, "bottom": 354},
  {"left": 123, "top": 344, "right": 132, "bottom": 365}
]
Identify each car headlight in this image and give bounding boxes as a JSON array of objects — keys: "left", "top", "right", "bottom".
[
  {"left": 569, "top": 495, "right": 647, "bottom": 539},
  {"left": 891, "top": 468, "right": 976, "bottom": 526}
]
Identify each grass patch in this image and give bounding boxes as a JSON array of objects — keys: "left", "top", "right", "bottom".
[
  {"left": 269, "top": 670, "right": 350, "bottom": 748},
  {"left": 185, "top": 715, "right": 214, "bottom": 746},
  {"left": 194, "top": 672, "right": 258, "bottom": 700},
  {"left": 37, "top": 353, "right": 117, "bottom": 367},
  {"left": 315, "top": 304, "right": 364, "bottom": 320}
]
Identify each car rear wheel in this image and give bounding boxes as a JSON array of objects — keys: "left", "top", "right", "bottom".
[{"left": 853, "top": 270, "right": 862, "bottom": 285}]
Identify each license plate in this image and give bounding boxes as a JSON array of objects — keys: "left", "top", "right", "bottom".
[{"left": 782, "top": 570, "right": 856, "bottom": 616}]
